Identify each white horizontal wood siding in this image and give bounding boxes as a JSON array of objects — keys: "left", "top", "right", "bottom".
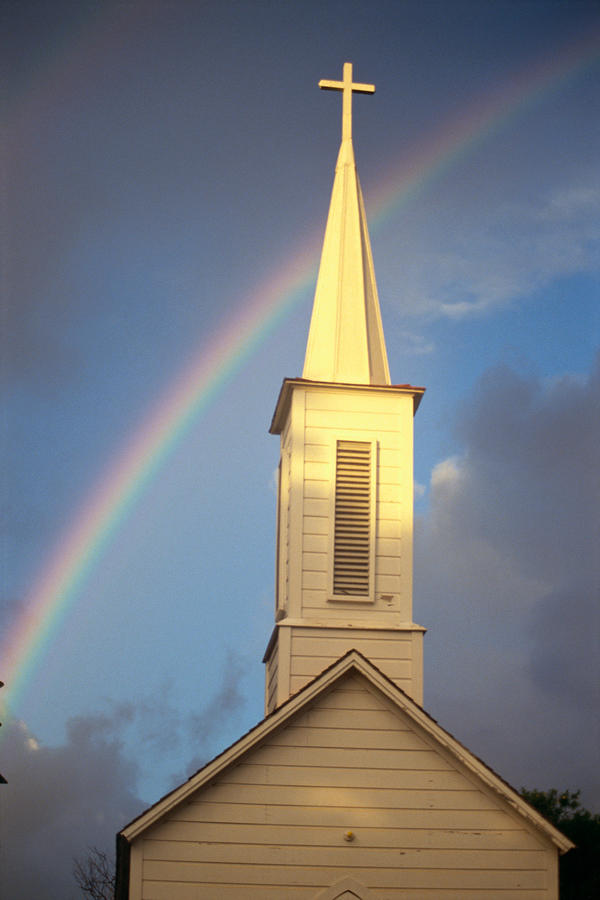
[
  {"left": 135, "top": 674, "right": 556, "bottom": 900},
  {"left": 267, "top": 382, "right": 424, "bottom": 708},
  {"left": 289, "top": 626, "right": 414, "bottom": 696},
  {"left": 301, "top": 387, "right": 415, "bottom": 622}
]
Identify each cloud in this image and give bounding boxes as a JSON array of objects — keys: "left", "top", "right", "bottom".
[
  {"left": 0, "top": 651, "right": 249, "bottom": 899},
  {"left": 416, "top": 354, "right": 600, "bottom": 808},
  {"left": 413, "top": 480, "right": 427, "bottom": 499},
  {"left": 453, "top": 360, "right": 599, "bottom": 584},
  {"left": 397, "top": 330, "right": 436, "bottom": 355},
  {"left": 381, "top": 166, "right": 600, "bottom": 320},
  {"left": 528, "top": 585, "right": 600, "bottom": 709},
  {"left": 0, "top": 712, "right": 143, "bottom": 899},
  {"left": 175, "top": 651, "right": 248, "bottom": 783}
]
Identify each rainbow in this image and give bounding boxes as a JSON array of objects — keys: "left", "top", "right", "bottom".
[{"left": 3, "top": 27, "right": 600, "bottom": 718}]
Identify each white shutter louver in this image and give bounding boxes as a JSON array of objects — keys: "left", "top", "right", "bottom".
[{"left": 333, "top": 440, "right": 371, "bottom": 596}]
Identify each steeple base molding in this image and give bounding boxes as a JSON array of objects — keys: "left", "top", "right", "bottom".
[{"left": 264, "top": 618, "right": 425, "bottom": 713}]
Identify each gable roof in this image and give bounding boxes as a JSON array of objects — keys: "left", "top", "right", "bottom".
[{"left": 119, "top": 649, "right": 573, "bottom": 853}]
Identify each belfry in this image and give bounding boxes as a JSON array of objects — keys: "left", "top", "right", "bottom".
[
  {"left": 117, "top": 64, "right": 572, "bottom": 900},
  {"left": 264, "top": 62, "right": 426, "bottom": 711}
]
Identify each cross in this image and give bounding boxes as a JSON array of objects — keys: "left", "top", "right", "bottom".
[{"left": 319, "top": 62, "right": 375, "bottom": 143}]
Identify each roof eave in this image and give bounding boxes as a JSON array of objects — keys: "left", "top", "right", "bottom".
[
  {"left": 270, "top": 377, "right": 425, "bottom": 434},
  {"left": 119, "top": 649, "right": 573, "bottom": 853}
]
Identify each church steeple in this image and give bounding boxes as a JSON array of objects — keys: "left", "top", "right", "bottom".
[
  {"left": 264, "top": 64, "right": 425, "bottom": 713},
  {"left": 303, "top": 63, "right": 390, "bottom": 385}
]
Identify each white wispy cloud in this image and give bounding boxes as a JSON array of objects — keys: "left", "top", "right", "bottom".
[{"left": 380, "top": 166, "right": 600, "bottom": 321}]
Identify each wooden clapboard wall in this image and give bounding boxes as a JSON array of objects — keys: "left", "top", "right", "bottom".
[
  {"left": 266, "top": 382, "right": 424, "bottom": 710},
  {"left": 299, "top": 386, "right": 415, "bottom": 619},
  {"left": 131, "top": 673, "right": 557, "bottom": 900}
]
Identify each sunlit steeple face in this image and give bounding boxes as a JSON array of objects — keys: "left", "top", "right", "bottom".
[{"left": 302, "top": 63, "right": 391, "bottom": 386}]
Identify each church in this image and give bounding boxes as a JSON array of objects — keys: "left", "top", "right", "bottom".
[{"left": 116, "top": 64, "right": 572, "bottom": 900}]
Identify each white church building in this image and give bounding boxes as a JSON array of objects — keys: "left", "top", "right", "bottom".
[{"left": 116, "top": 63, "right": 572, "bottom": 900}]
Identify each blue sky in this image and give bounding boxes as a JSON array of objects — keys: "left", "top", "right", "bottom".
[{"left": 3, "top": 1, "right": 600, "bottom": 896}]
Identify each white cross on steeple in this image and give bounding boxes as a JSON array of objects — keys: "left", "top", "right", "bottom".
[{"left": 319, "top": 61, "right": 375, "bottom": 142}]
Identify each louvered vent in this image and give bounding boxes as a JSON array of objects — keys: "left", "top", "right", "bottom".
[{"left": 333, "top": 440, "right": 371, "bottom": 596}]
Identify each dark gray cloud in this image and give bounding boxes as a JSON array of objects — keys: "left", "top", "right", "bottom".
[
  {"left": 0, "top": 709, "right": 143, "bottom": 899},
  {"left": 528, "top": 585, "right": 600, "bottom": 708},
  {"left": 0, "top": 652, "right": 249, "bottom": 898},
  {"left": 416, "top": 354, "right": 600, "bottom": 808},
  {"left": 455, "top": 359, "right": 599, "bottom": 582}
]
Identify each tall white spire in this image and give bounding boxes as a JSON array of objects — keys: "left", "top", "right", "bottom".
[{"left": 303, "top": 62, "right": 391, "bottom": 385}]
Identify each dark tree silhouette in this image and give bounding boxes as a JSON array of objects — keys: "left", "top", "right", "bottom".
[
  {"left": 73, "top": 847, "right": 115, "bottom": 900},
  {"left": 520, "top": 788, "right": 600, "bottom": 899}
]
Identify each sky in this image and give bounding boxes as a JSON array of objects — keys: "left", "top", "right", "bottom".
[{"left": 2, "top": 0, "right": 599, "bottom": 896}]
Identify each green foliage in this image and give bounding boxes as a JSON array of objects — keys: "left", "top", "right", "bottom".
[{"left": 520, "top": 788, "right": 600, "bottom": 900}]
